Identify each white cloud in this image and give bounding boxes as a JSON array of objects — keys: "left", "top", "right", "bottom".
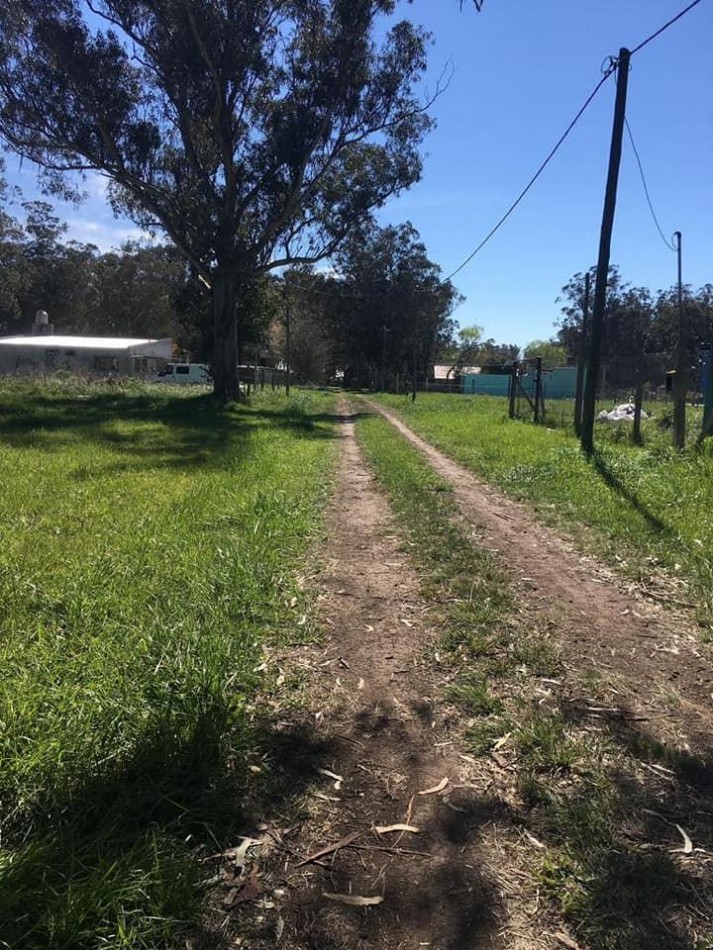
[{"left": 64, "top": 216, "right": 156, "bottom": 251}]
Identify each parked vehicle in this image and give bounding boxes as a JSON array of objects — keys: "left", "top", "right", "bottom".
[{"left": 153, "top": 362, "right": 212, "bottom": 385}]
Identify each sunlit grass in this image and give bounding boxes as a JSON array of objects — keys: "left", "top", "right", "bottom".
[
  {"left": 0, "top": 379, "right": 337, "bottom": 949},
  {"left": 374, "top": 393, "right": 713, "bottom": 623}
]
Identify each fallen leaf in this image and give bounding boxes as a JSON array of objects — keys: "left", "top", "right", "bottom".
[
  {"left": 230, "top": 870, "right": 263, "bottom": 906},
  {"left": 276, "top": 673, "right": 285, "bottom": 687},
  {"left": 374, "top": 824, "right": 420, "bottom": 835},
  {"left": 226, "top": 837, "right": 262, "bottom": 869},
  {"left": 492, "top": 733, "right": 511, "bottom": 752},
  {"left": 673, "top": 824, "right": 694, "bottom": 855},
  {"left": 296, "top": 831, "right": 361, "bottom": 866},
  {"left": 322, "top": 892, "right": 383, "bottom": 907},
  {"left": 357, "top": 678, "right": 365, "bottom": 690},
  {"left": 316, "top": 767, "right": 343, "bottom": 790},
  {"left": 418, "top": 777, "right": 449, "bottom": 796},
  {"left": 223, "top": 887, "right": 239, "bottom": 907},
  {"left": 554, "top": 933, "right": 582, "bottom": 950},
  {"left": 314, "top": 792, "right": 341, "bottom": 802}
]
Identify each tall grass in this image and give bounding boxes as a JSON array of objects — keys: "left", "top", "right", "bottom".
[
  {"left": 374, "top": 393, "right": 713, "bottom": 623},
  {"left": 0, "top": 380, "right": 337, "bottom": 949},
  {"left": 357, "top": 409, "right": 713, "bottom": 950}
]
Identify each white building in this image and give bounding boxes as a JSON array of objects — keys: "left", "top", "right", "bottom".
[{"left": 0, "top": 334, "right": 174, "bottom": 377}]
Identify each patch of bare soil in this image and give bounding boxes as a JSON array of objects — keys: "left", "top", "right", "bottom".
[
  {"left": 231, "top": 406, "right": 548, "bottom": 950},
  {"left": 370, "top": 402, "right": 713, "bottom": 758}
]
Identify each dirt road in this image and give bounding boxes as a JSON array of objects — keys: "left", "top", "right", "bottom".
[{"left": 234, "top": 402, "right": 713, "bottom": 950}]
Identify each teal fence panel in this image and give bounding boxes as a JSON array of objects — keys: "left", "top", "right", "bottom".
[{"left": 462, "top": 365, "right": 577, "bottom": 400}]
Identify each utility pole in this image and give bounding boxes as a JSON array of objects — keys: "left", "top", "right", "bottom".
[
  {"left": 573, "top": 270, "right": 590, "bottom": 435},
  {"left": 672, "top": 231, "right": 686, "bottom": 449},
  {"left": 580, "top": 48, "right": 631, "bottom": 455}
]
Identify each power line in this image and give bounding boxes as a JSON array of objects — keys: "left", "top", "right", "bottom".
[
  {"left": 624, "top": 116, "right": 676, "bottom": 252},
  {"left": 443, "top": 65, "right": 616, "bottom": 281},
  {"left": 630, "top": 0, "right": 705, "bottom": 55},
  {"left": 290, "top": 0, "right": 706, "bottom": 298}
]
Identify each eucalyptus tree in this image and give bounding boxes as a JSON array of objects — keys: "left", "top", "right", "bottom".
[{"left": 0, "top": 0, "right": 435, "bottom": 399}]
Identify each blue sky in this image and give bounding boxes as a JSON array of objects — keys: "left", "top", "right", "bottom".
[{"left": 3, "top": 0, "right": 711, "bottom": 347}]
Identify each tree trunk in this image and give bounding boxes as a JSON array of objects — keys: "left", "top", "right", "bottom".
[{"left": 211, "top": 266, "right": 240, "bottom": 403}]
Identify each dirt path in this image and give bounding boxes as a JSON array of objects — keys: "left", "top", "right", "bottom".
[
  {"left": 256, "top": 406, "right": 517, "bottom": 950},
  {"left": 368, "top": 401, "right": 713, "bottom": 756},
  {"left": 229, "top": 399, "right": 713, "bottom": 949}
]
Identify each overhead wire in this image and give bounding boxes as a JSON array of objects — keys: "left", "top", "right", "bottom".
[
  {"left": 288, "top": 64, "right": 618, "bottom": 299},
  {"left": 624, "top": 116, "right": 676, "bottom": 252},
  {"left": 629, "top": 0, "right": 705, "bottom": 55},
  {"left": 443, "top": 65, "right": 616, "bottom": 281},
  {"left": 288, "top": 0, "right": 706, "bottom": 299},
  {"left": 439, "top": 0, "right": 706, "bottom": 281}
]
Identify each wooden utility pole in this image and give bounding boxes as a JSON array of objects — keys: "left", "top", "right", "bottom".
[
  {"left": 672, "top": 231, "right": 686, "bottom": 449},
  {"left": 580, "top": 49, "right": 631, "bottom": 455},
  {"left": 573, "top": 270, "right": 590, "bottom": 435}
]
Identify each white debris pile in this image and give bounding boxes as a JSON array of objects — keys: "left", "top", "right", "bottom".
[{"left": 597, "top": 402, "right": 650, "bottom": 423}]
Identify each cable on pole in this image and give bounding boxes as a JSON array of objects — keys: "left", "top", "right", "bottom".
[
  {"left": 287, "top": 0, "right": 706, "bottom": 299},
  {"left": 624, "top": 117, "right": 676, "bottom": 251},
  {"left": 443, "top": 64, "right": 617, "bottom": 281},
  {"left": 630, "top": 0, "right": 705, "bottom": 55}
]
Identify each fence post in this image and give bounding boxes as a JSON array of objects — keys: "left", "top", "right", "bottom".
[
  {"left": 534, "top": 357, "right": 543, "bottom": 423},
  {"left": 509, "top": 361, "right": 518, "bottom": 419}
]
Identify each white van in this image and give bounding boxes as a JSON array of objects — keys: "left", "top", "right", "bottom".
[{"left": 153, "top": 362, "right": 212, "bottom": 385}]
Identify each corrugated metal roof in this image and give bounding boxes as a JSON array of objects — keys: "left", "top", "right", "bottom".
[{"left": 0, "top": 335, "right": 160, "bottom": 350}]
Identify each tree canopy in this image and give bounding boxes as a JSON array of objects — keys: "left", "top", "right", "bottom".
[
  {"left": 556, "top": 265, "right": 713, "bottom": 392},
  {"left": 523, "top": 339, "right": 567, "bottom": 367},
  {"left": 279, "top": 221, "right": 461, "bottom": 388},
  {"left": 0, "top": 0, "right": 436, "bottom": 399}
]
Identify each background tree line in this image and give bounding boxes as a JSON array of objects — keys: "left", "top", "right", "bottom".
[
  {"left": 556, "top": 265, "right": 713, "bottom": 393},
  {"left": 0, "top": 167, "right": 465, "bottom": 379}
]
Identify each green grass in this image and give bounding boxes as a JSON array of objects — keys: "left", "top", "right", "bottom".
[
  {"left": 374, "top": 393, "right": 713, "bottom": 624},
  {"left": 0, "top": 379, "right": 338, "bottom": 949},
  {"left": 356, "top": 406, "right": 713, "bottom": 950}
]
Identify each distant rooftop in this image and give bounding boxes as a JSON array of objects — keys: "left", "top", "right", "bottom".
[{"left": 0, "top": 335, "right": 162, "bottom": 350}]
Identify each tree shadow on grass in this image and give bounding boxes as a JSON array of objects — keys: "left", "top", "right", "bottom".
[
  {"left": 522, "top": 697, "right": 713, "bottom": 950},
  {"left": 0, "top": 390, "right": 339, "bottom": 473},
  {"left": 588, "top": 448, "right": 676, "bottom": 541},
  {"left": 0, "top": 701, "right": 336, "bottom": 950}
]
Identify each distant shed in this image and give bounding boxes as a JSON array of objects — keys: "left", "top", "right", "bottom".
[{"left": 0, "top": 335, "right": 174, "bottom": 377}]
